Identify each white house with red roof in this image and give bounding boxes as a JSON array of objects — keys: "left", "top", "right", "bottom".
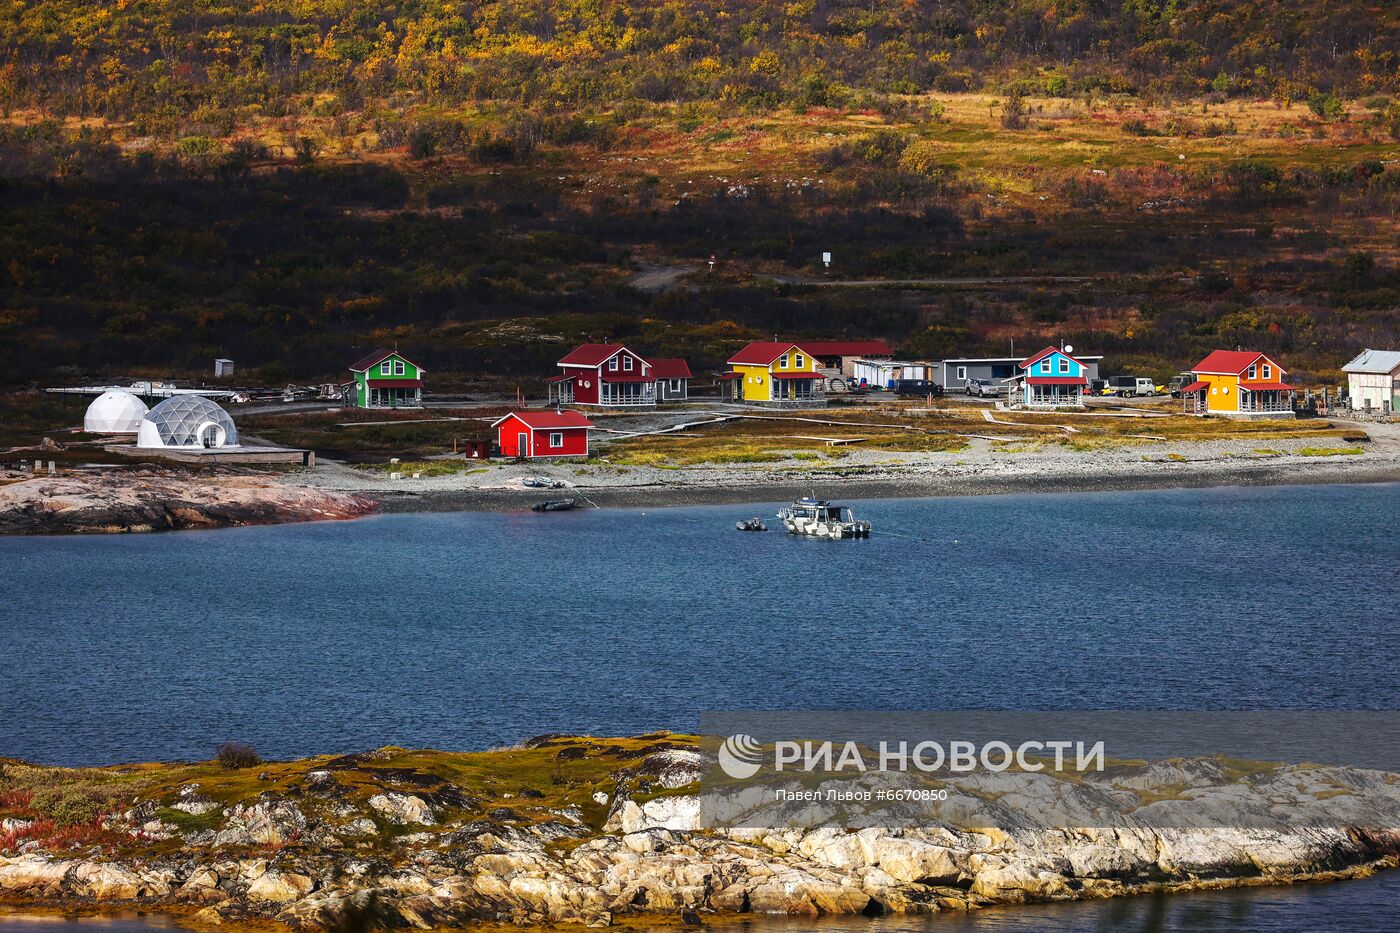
[
  {"left": 1183, "top": 350, "right": 1293, "bottom": 417},
  {"left": 493, "top": 410, "right": 594, "bottom": 458},
  {"left": 1015, "top": 346, "right": 1089, "bottom": 408},
  {"left": 547, "top": 343, "right": 693, "bottom": 407}
]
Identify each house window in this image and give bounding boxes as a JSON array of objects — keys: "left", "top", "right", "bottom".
[
  {"left": 956, "top": 366, "right": 967, "bottom": 380},
  {"left": 794, "top": 354, "right": 805, "bottom": 369},
  {"left": 623, "top": 355, "right": 633, "bottom": 371},
  {"left": 380, "top": 361, "right": 392, "bottom": 375},
  {"left": 608, "top": 357, "right": 619, "bottom": 371},
  {"left": 549, "top": 432, "right": 563, "bottom": 448},
  {"left": 1040, "top": 360, "right": 1051, "bottom": 373},
  {"left": 1248, "top": 365, "right": 1257, "bottom": 379},
  {"left": 394, "top": 360, "right": 405, "bottom": 375},
  {"left": 1263, "top": 364, "right": 1272, "bottom": 379},
  {"left": 669, "top": 379, "right": 682, "bottom": 392},
  {"left": 1059, "top": 358, "right": 1070, "bottom": 374}
]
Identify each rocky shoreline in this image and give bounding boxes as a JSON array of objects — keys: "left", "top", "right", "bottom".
[
  {"left": 2, "top": 736, "right": 1398, "bottom": 929},
  {"left": 0, "top": 468, "right": 376, "bottom": 535},
  {"left": 368, "top": 460, "right": 1400, "bottom": 514}
]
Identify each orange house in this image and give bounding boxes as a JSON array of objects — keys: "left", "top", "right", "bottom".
[{"left": 1182, "top": 351, "right": 1294, "bottom": 418}]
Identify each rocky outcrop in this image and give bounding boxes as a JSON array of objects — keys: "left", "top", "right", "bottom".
[
  {"left": 0, "top": 468, "right": 376, "bottom": 534},
  {"left": 1, "top": 737, "right": 1398, "bottom": 928}
]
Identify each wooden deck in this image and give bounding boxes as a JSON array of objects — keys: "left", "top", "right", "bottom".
[{"left": 104, "top": 444, "right": 315, "bottom": 467}]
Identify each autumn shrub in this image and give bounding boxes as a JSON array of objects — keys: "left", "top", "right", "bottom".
[
  {"left": 0, "top": 788, "right": 33, "bottom": 813},
  {"left": 1308, "top": 93, "right": 1345, "bottom": 121},
  {"left": 29, "top": 783, "right": 123, "bottom": 826},
  {"left": 999, "top": 92, "right": 1029, "bottom": 130},
  {"left": 216, "top": 742, "right": 263, "bottom": 770}
]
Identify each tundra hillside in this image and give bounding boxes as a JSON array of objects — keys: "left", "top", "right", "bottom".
[{"left": 0, "top": 0, "right": 1397, "bottom": 388}]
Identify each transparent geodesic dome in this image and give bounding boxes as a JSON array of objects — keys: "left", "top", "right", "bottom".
[
  {"left": 136, "top": 395, "right": 239, "bottom": 449},
  {"left": 84, "top": 390, "right": 149, "bottom": 434}
]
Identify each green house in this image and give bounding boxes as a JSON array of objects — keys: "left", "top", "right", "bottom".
[{"left": 347, "top": 349, "right": 425, "bottom": 409}]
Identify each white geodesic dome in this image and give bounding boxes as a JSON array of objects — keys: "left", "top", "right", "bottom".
[
  {"left": 136, "top": 395, "right": 239, "bottom": 449},
  {"left": 84, "top": 390, "right": 149, "bottom": 434}
]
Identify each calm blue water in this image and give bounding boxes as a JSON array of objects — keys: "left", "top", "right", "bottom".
[
  {"left": 2, "top": 482, "right": 1398, "bottom": 766},
  {"left": 3, "top": 482, "right": 1400, "bottom": 930}
]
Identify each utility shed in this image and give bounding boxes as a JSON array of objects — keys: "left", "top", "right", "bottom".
[{"left": 1342, "top": 349, "right": 1400, "bottom": 414}]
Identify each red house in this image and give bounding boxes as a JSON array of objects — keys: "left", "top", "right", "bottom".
[
  {"left": 493, "top": 410, "right": 593, "bottom": 459},
  {"left": 549, "top": 344, "right": 655, "bottom": 408}
]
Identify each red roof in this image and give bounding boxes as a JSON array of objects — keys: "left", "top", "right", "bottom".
[
  {"left": 493, "top": 410, "right": 594, "bottom": 430},
  {"left": 545, "top": 373, "right": 576, "bottom": 383},
  {"left": 1025, "top": 376, "right": 1088, "bottom": 386},
  {"left": 350, "top": 348, "right": 424, "bottom": 372},
  {"left": 558, "top": 344, "right": 630, "bottom": 366},
  {"left": 800, "top": 340, "right": 893, "bottom": 358},
  {"left": 1238, "top": 381, "right": 1292, "bottom": 392},
  {"left": 1193, "top": 350, "right": 1284, "bottom": 376},
  {"left": 728, "top": 342, "right": 803, "bottom": 365},
  {"left": 1019, "top": 346, "right": 1074, "bottom": 369},
  {"left": 649, "top": 358, "right": 692, "bottom": 379},
  {"left": 771, "top": 371, "right": 825, "bottom": 379},
  {"left": 1181, "top": 380, "right": 1210, "bottom": 393},
  {"left": 365, "top": 378, "right": 423, "bottom": 388},
  {"left": 715, "top": 372, "right": 743, "bottom": 380}
]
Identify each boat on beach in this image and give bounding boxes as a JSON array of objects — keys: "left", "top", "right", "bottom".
[
  {"left": 531, "top": 498, "right": 577, "bottom": 512},
  {"left": 777, "top": 497, "right": 871, "bottom": 538}
]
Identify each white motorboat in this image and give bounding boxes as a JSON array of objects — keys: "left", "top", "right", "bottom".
[{"left": 777, "top": 497, "right": 871, "bottom": 539}]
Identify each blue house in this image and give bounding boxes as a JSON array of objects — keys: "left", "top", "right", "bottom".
[{"left": 1018, "top": 347, "right": 1088, "bottom": 408}]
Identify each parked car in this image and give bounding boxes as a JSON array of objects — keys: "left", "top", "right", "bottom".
[
  {"left": 1167, "top": 372, "right": 1197, "bottom": 398},
  {"left": 965, "top": 378, "right": 1003, "bottom": 398},
  {"left": 1106, "top": 376, "right": 1156, "bottom": 397},
  {"left": 894, "top": 379, "right": 943, "bottom": 398}
]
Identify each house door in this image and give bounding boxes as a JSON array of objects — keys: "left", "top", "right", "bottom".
[{"left": 518, "top": 432, "right": 530, "bottom": 457}]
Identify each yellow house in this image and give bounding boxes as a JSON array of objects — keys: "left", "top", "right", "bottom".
[
  {"left": 1183, "top": 350, "right": 1293, "bottom": 418},
  {"left": 724, "top": 342, "right": 825, "bottom": 405}
]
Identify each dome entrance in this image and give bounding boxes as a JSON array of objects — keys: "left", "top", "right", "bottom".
[{"left": 137, "top": 395, "right": 239, "bottom": 449}]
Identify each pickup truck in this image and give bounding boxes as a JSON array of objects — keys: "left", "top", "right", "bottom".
[
  {"left": 1106, "top": 376, "right": 1156, "bottom": 397},
  {"left": 1167, "top": 373, "right": 1197, "bottom": 398}
]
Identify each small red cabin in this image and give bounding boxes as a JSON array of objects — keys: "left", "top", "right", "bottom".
[{"left": 493, "top": 410, "right": 593, "bottom": 459}]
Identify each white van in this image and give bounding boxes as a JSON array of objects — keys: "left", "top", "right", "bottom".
[{"left": 1106, "top": 376, "right": 1156, "bottom": 397}]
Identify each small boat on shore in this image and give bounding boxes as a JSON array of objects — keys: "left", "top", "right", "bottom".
[
  {"left": 735, "top": 517, "right": 767, "bottom": 532},
  {"left": 777, "top": 497, "right": 871, "bottom": 539},
  {"left": 522, "top": 476, "right": 565, "bottom": 489},
  {"left": 531, "top": 498, "right": 577, "bottom": 512}
]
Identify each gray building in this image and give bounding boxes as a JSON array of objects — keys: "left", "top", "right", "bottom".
[
  {"left": 937, "top": 354, "right": 1102, "bottom": 389},
  {"left": 650, "top": 358, "right": 692, "bottom": 402}
]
